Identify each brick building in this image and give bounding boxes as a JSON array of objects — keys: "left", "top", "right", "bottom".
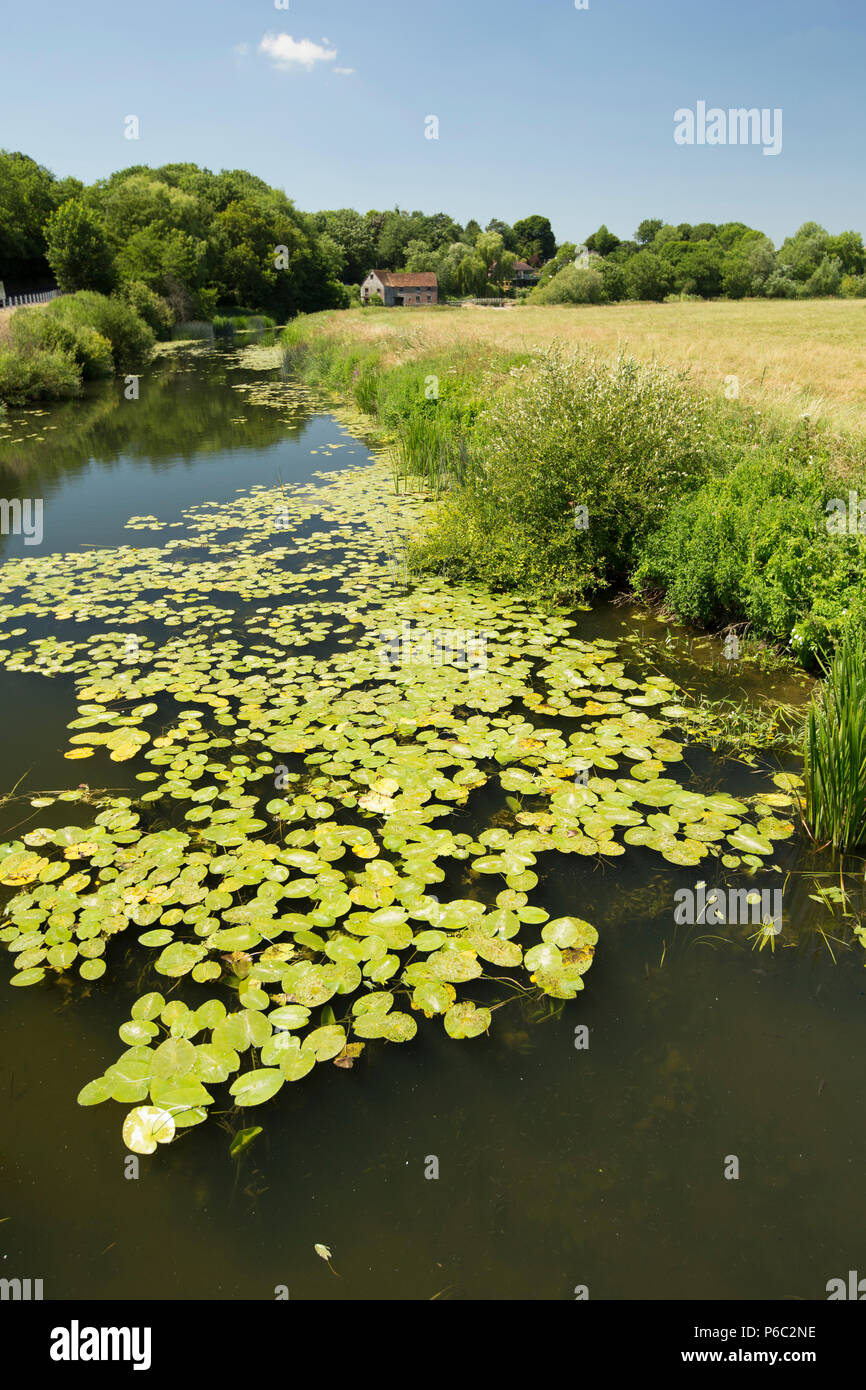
[{"left": 360, "top": 270, "right": 438, "bottom": 305}]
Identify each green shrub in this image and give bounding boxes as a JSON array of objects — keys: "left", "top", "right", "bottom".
[
  {"left": 0, "top": 346, "right": 82, "bottom": 405},
  {"left": 118, "top": 280, "right": 174, "bottom": 338},
  {"left": 840, "top": 273, "right": 866, "bottom": 298},
  {"left": 530, "top": 266, "right": 603, "bottom": 304},
  {"left": 631, "top": 452, "right": 866, "bottom": 661},
  {"left": 804, "top": 629, "right": 866, "bottom": 849},
  {"left": 413, "top": 349, "right": 714, "bottom": 596},
  {"left": 45, "top": 291, "right": 154, "bottom": 370},
  {"left": 9, "top": 308, "right": 113, "bottom": 380}
]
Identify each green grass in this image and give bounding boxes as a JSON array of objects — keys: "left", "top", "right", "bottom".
[{"left": 804, "top": 630, "right": 866, "bottom": 849}]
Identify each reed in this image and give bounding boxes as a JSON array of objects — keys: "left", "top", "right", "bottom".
[{"left": 804, "top": 629, "right": 866, "bottom": 849}]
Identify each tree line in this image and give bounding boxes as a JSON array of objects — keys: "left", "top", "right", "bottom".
[{"left": 2, "top": 150, "right": 864, "bottom": 318}]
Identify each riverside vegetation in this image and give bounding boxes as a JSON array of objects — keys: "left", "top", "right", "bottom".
[
  {"left": 283, "top": 309, "right": 866, "bottom": 855},
  {"left": 281, "top": 311, "right": 866, "bottom": 667}
]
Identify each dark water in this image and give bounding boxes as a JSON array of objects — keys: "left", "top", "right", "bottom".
[{"left": 1, "top": 345, "right": 863, "bottom": 1302}]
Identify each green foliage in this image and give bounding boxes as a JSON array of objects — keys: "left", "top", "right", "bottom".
[
  {"left": 118, "top": 280, "right": 174, "bottom": 338},
  {"left": 804, "top": 630, "right": 866, "bottom": 849},
  {"left": 806, "top": 254, "right": 843, "bottom": 297},
  {"left": 44, "top": 199, "right": 116, "bottom": 294},
  {"left": 530, "top": 266, "right": 603, "bottom": 304},
  {"left": 623, "top": 250, "right": 673, "bottom": 301},
  {"left": 45, "top": 292, "right": 154, "bottom": 371},
  {"left": 6, "top": 144, "right": 862, "bottom": 311},
  {"left": 0, "top": 149, "right": 83, "bottom": 285},
  {"left": 635, "top": 218, "right": 664, "bottom": 246},
  {"left": 9, "top": 307, "right": 114, "bottom": 380},
  {"left": 0, "top": 291, "right": 154, "bottom": 404},
  {"left": 512, "top": 215, "right": 556, "bottom": 263},
  {"left": 632, "top": 449, "right": 866, "bottom": 662},
  {"left": 414, "top": 350, "right": 713, "bottom": 597},
  {"left": 585, "top": 224, "right": 621, "bottom": 256},
  {"left": 0, "top": 345, "right": 81, "bottom": 405},
  {"left": 659, "top": 239, "right": 724, "bottom": 297},
  {"left": 280, "top": 319, "right": 866, "bottom": 670},
  {"left": 840, "top": 273, "right": 866, "bottom": 298}
]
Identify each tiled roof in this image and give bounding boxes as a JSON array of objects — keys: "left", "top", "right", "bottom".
[{"left": 369, "top": 270, "right": 438, "bottom": 287}]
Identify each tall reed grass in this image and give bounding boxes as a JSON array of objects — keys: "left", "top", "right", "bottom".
[{"left": 804, "top": 630, "right": 866, "bottom": 849}]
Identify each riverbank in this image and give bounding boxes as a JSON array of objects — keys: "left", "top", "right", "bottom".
[{"left": 281, "top": 309, "right": 866, "bottom": 667}]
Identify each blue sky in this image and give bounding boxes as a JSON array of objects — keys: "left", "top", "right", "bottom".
[{"left": 2, "top": 0, "right": 864, "bottom": 246}]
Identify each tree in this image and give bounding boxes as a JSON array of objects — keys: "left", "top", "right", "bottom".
[
  {"left": 45, "top": 200, "right": 116, "bottom": 293},
  {"left": 457, "top": 253, "right": 487, "bottom": 296},
  {"left": 485, "top": 219, "right": 517, "bottom": 251},
  {"left": 491, "top": 250, "right": 517, "bottom": 290},
  {"left": 536, "top": 243, "right": 577, "bottom": 287},
  {"left": 314, "top": 208, "right": 378, "bottom": 282},
  {"left": 777, "top": 222, "right": 830, "bottom": 282},
  {"left": 419, "top": 212, "right": 463, "bottom": 249},
  {"left": 635, "top": 219, "right": 663, "bottom": 246},
  {"left": 403, "top": 239, "right": 437, "bottom": 271},
  {"left": 623, "top": 251, "right": 672, "bottom": 301},
  {"left": 585, "top": 224, "right": 620, "bottom": 256},
  {"left": 463, "top": 219, "right": 482, "bottom": 246},
  {"left": 600, "top": 260, "right": 626, "bottom": 302},
  {"left": 476, "top": 231, "right": 504, "bottom": 272},
  {"left": 807, "top": 254, "right": 843, "bottom": 297},
  {"left": 512, "top": 215, "right": 556, "bottom": 263},
  {"left": 721, "top": 233, "right": 776, "bottom": 298},
  {"left": 659, "top": 240, "right": 724, "bottom": 297},
  {"left": 0, "top": 150, "right": 75, "bottom": 286},
  {"left": 826, "top": 231, "right": 865, "bottom": 276}
]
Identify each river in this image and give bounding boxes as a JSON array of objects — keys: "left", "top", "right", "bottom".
[{"left": 0, "top": 340, "right": 862, "bottom": 1301}]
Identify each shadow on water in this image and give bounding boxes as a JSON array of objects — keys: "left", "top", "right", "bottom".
[{"left": 0, "top": 345, "right": 863, "bottom": 1301}]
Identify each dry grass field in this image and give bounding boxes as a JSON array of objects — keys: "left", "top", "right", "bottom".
[{"left": 309, "top": 298, "right": 866, "bottom": 437}]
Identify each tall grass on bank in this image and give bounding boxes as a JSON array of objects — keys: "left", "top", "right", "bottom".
[
  {"left": 279, "top": 314, "right": 866, "bottom": 666},
  {"left": 214, "top": 313, "right": 277, "bottom": 336},
  {"left": 804, "top": 631, "right": 866, "bottom": 850},
  {"left": 282, "top": 320, "right": 503, "bottom": 492}
]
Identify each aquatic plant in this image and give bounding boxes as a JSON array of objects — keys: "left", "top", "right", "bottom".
[
  {"left": 0, "top": 430, "right": 797, "bottom": 1155},
  {"left": 804, "top": 629, "right": 866, "bottom": 849}
]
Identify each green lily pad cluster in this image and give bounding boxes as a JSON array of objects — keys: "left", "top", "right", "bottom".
[{"left": 0, "top": 444, "right": 798, "bottom": 1154}]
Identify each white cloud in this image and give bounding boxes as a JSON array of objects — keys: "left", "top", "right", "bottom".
[
  {"left": 334, "top": 67, "right": 355, "bottom": 76},
  {"left": 259, "top": 33, "right": 338, "bottom": 70}
]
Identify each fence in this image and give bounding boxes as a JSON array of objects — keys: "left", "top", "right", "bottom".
[{"left": 0, "top": 289, "right": 62, "bottom": 309}]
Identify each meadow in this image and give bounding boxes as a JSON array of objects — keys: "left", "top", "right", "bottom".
[{"left": 293, "top": 298, "right": 866, "bottom": 437}]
